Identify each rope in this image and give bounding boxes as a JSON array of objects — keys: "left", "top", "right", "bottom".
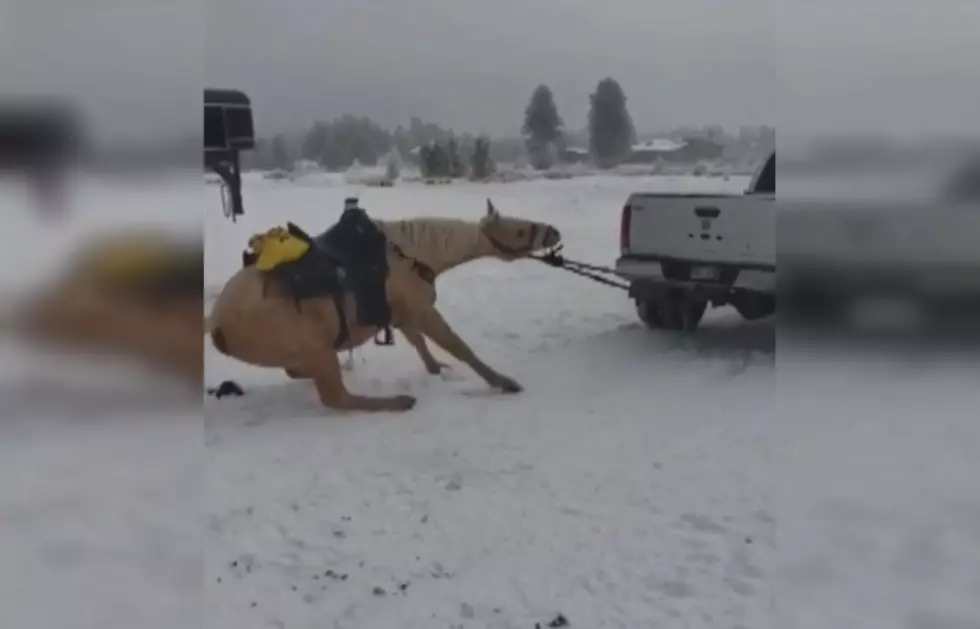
[{"left": 531, "top": 245, "right": 630, "bottom": 291}]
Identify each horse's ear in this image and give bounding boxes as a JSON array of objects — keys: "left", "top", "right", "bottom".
[{"left": 485, "top": 198, "right": 499, "bottom": 219}]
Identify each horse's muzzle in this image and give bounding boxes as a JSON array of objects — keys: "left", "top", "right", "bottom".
[{"left": 543, "top": 226, "right": 561, "bottom": 248}]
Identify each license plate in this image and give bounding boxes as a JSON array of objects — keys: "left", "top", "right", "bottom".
[{"left": 691, "top": 265, "right": 721, "bottom": 280}]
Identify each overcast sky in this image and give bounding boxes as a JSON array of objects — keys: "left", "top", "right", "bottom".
[{"left": 1, "top": 0, "right": 977, "bottom": 144}]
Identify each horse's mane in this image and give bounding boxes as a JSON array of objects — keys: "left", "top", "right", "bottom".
[{"left": 376, "top": 217, "right": 487, "bottom": 273}]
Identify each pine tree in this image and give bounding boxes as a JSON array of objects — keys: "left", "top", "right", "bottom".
[
  {"left": 385, "top": 149, "right": 402, "bottom": 181},
  {"left": 271, "top": 135, "right": 290, "bottom": 171},
  {"left": 419, "top": 143, "right": 435, "bottom": 178},
  {"left": 301, "top": 122, "right": 329, "bottom": 164},
  {"left": 447, "top": 134, "right": 466, "bottom": 178},
  {"left": 588, "top": 77, "right": 635, "bottom": 168},
  {"left": 469, "top": 136, "right": 495, "bottom": 180},
  {"left": 420, "top": 141, "right": 451, "bottom": 178},
  {"left": 522, "top": 84, "right": 563, "bottom": 170}
]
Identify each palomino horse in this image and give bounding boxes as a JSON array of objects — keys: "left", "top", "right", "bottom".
[
  {"left": 207, "top": 199, "right": 561, "bottom": 413},
  {"left": 5, "top": 231, "right": 203, "bottom": 384},
  {"left": 357, "top": 200, "right": 562, "bottom": 376}
]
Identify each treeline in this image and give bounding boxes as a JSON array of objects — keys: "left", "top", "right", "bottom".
[
  {"left": 416, "top": 135, "right": 495, "bottom": 180},
  {"left": 245, "top": 75, "right": 766, "bottom": 175},
  {"left": 244, "top": 76, "right": 641, "bottom": 174},
  {"left": 244, "top": 116, "right": 520, "bottom": 175}
]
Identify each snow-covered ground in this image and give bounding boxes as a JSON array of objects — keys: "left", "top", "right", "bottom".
[
  {"left": 2, "top": 172, "right": 978, "bottom": 629},
  {"left": 264, "top": 156, "right": 757, "bottom": 190},
  {"left": 203, "top": 174, "right": 775, "bottom": 629}
]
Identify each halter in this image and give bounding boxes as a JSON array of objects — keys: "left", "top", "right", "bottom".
[{"left": 481, "top": 222, "right": 541, "bottom": 257}]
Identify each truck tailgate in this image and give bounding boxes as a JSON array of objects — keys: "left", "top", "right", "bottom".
[{"left": 624, "top": 193, "right": 775, "bottom": 266}]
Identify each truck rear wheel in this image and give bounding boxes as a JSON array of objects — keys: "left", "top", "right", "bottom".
[
  {"left": 732, "top": 293, "right": 776, "bottom": 321},
  {"left": 636, "top": 296, "right": 707, "bottom": 331}
]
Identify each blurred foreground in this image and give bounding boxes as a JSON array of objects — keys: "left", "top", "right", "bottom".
[{"left": 0, "top": 139, "right": 204, "bottom": 629}]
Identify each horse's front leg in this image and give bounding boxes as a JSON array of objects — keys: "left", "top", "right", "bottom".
[
  {"left": 399, "top": 321, "right": 448, "bottom": 375},
  {"left": 415, "top": 306, "right": 522, "bottom": 393},
  {"left": 305, "top": 347, "right": 416, "bottom": 412}
]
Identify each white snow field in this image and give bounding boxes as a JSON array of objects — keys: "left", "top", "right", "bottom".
[
  {"left": 203, "top": 173, "right": 779, "bottom": 629},
  {"left": 2, "top": 171, "right": 978, "bottom": 629}
]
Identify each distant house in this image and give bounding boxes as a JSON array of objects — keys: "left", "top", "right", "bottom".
[
  {"left": 625, "top": 137, "right": 724, "bottom": 164},
  {"left": 560, "top": 146, "right": 590, "bottom": 164}
]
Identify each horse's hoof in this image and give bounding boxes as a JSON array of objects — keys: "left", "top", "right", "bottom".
[
  {"left": 390, "top": 394, "right": 417, "bottom": 411},
  {"left": 425, "top": 361, "right": 449, "bottom": 375},
  {"left": 497, "top": 377, "right": 523, "bottom": 394}
]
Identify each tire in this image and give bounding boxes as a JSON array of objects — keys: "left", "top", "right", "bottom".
[
  {"left": 636, "top": 298, "right": 669, "bottom": 329},
  {"left": 732, "top": 293, "right": 776, "bottom": 321},
  {"left": 636, "top": 296, "right": 707, "bottom": 331}
]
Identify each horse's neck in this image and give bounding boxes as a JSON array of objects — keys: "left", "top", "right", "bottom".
[{"left": 381, "top": 219, "right": 493, "bottom": 276}]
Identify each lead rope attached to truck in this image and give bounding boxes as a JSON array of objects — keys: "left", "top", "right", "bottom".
[{"left": 530, "top": 245, "right": 630, "bottom": 290}]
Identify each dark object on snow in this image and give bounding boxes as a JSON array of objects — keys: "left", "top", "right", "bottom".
[
  {"left": 547, "top": 613, "right": 569, "bottom": 627},
  {"left": 207, "top": 380, "right": 244, "bottom": 398},
  {"left": 205, "top": 88, "right": 255, "bottom": 220}
]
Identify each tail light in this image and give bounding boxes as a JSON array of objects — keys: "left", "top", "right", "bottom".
[{"left": 619, "top": 203, "right": 632, "bottom": 251}]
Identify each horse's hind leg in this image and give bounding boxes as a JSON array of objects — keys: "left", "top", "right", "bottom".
[
  {"left": 306, "top": 349, "right": 416, "bottom": 412},
  {"left": 415, "top": 306, "right": 522, "bottom": 393},
  {"left": 400, "top": 321, "right": 448, "bottom": 374}
]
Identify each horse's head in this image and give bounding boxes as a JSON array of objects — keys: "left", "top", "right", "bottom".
[{"left": 479, "top": 198, "right": 561, "bottom": 261}]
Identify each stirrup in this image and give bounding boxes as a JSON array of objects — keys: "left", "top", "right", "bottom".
[{"left": 374, "top": 326, "right": 395, "bottom": 346}]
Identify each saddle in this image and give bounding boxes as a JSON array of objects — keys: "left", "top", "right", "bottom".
[{"left": 242, "top": 206, "right": 395, "bottom": 349}]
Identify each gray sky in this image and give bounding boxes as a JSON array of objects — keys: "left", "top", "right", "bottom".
[
  {"left": 2, "top": 0, "right": 977, "bottom": 145},
  {"left": 206, "top": 0, "right": 775, "bottom": 138}
]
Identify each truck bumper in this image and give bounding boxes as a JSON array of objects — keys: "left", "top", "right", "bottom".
[{"left": 615, "top": 256, "right": 777, "bottom": 296}]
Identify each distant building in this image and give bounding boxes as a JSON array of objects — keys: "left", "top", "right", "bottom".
[
  {"left": 625, "top": 137, "right": 724, "bottom": 164},
  {"left": 560, "top": 146, "right": 590, "bottom": 164}
]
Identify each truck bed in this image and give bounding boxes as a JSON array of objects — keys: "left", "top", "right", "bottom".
[{"left": 620, "top": 192, "right": 776, "bottom": 267}]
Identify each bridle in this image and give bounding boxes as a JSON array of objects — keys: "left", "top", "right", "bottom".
[{"left": 481, "top": 221, "right": 543, "bottom": 257}]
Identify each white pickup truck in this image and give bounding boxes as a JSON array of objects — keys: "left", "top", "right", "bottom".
[{"left": 615, "top": 151, "right": 775, "bottom": 331}]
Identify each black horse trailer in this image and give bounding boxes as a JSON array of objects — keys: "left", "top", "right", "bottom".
[{"left": 205, "top": 89, "right": 255, "bottom": 220}]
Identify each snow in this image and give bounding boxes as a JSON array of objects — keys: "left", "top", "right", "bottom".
[
  {"left": 2, "top": 171, "right": 978, "bottom": 629},
  {"left": 202, "top": 173, "right": 775, "bottom": 629}
]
